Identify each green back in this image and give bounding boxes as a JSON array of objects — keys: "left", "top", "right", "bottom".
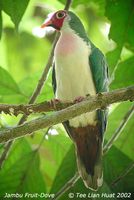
[
  {"left": 68, "top": 11, "right": 109, "bottom": 93},
  {"left": 68, "top": 11, "right": 89, "bottom": 45}
]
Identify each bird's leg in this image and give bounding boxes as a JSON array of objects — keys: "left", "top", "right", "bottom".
[
  {"left": 74, "top": 93, "right": 91, "bottom": 103},
  {"left": 74, "top": 96, "right": 86, "bottom": 103},
  {"left": 49, "top": 98, "right": 61, "bottom": 109}
]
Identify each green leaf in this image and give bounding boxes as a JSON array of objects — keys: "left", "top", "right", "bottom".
[
  {"left": 105, "top": 101, "right": 134, "bottom": 160},
  {"left": 0, "top": 66, "right": 21, "bottom": 95},
  {"left": 36, "top": 69, "right": 54, "bottom": 102},
  {"left": 0, "top": 10, "right": 2, "bottom": 39},
  {"left": 105, "top": 102, "right": 132, "bottom": 140},
  {"left": 41, "top": 133, "right": 71, "bottom": 179},
  {"left": 106, "top": 48, "right": 121, "bottom": 74},
  {"left": 50, "top": 145, "right": 76, "bottom": 194},
  {"left": 116, "top": 116, "right": 134, "bottom": 161},
  {"left": 32, "top": 131, "right": 72, "bottom": 191},
  {"left": 4, "top": 30, "right": 51, "bottom": 82},
  {"left": 0, "top": 94, "right": 27, "bottom": 104},
  {"left": 19, "top": 69, "right": 54, "bottom": 102},
  {"left": 110, "top": 56, "right": 134, "bottom": 89},
  {"left": 0, "top": 138, "right": 46, "bottom": 197},
  {"left": 1, "top": 0, "right": 30, "bottom": 29},
  {"left": 104, "top": 146, "right": 134, "bottom": 193},
  {"left": 105, "top": 0, "right": 134, "bottom": 73}
]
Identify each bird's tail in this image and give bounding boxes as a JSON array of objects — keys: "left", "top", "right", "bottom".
[{"left": 71, "top": 125, "right": 103, "bottom": 191}]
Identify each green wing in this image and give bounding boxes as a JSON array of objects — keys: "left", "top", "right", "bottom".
[
  {"left": 89, "top": 46, "right": 109, "bottom": 136},
  {"left": 89, "top": 47, "right": 109, "bottom": 93}
]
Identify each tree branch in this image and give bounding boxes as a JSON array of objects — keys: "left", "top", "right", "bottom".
[
  {"left": 0, "top": 101, "right": 73, "bottom": 116},
  {"left": 53, "top": 172, "right": 80, "bottom": 200},
  {"left": 0, "top": 0, "right": 72, "bottom": 168},
  {"left": 111, "top": 162, "right": 134, "bottom": 186},
  {"left": 64, "top": 0, "right": 73, "bottom": 10},
  {"left": 0, "top": 141, "right": 12, "bottom": 169},
  {"left": 0, "top": 86, "right": 134, "bottom": 116},
  {"left": 0, "top": 86, "right": 134, "bottom": 144}
]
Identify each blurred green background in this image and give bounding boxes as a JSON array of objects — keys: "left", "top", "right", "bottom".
[{"left": 0, "top": 0, "right": 134, "bottom": 199}]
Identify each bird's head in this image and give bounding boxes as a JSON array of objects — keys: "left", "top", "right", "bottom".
[
  {"left": 41, "top": 10, "right": 69, "bottom": 31},
  {"left": 41, "top": 10, "right": 89, "bottom": 44}
]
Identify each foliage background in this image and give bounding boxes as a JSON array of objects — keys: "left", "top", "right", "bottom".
[{"left": 0, "top": 0, "right": 134, "bottom": 199}]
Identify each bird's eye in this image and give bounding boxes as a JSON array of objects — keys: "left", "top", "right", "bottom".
[{"left": 56, "top": 12, "right": 66, "bottom": 19}]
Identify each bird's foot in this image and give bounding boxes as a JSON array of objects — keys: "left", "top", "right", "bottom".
[
  {"left": 74, "top": 96, "right": 86, "bottom": 103},
  {"left": 49, "top": 98, "right": 61, "bottom": 109}
]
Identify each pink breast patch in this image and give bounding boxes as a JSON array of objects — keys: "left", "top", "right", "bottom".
[{"left": 55, "top": 32, "right": 77, "bottom": 56}]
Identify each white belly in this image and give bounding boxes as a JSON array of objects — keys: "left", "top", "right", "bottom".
[{"left": 54, "top": 31, "right": 97, "bottom": 128}]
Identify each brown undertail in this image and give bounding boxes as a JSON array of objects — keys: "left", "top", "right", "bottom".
[{"left": 71, "top": 125, "right": 103, "bottom": 190}]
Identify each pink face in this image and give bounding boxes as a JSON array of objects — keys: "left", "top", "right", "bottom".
[{"left": 41, "top": 10, "right": 67, "bottom": 30}]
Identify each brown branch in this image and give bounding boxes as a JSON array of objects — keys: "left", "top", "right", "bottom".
[
  {"left": 0, "top": 86, "right": 134, "bottom": 144},
  {"left": 0, "top": 141, "right": 12, "bottom": 169},
  {"left": 53, "top": 172, "right": 80, "bottom": 200},
  {"left": 35, "top": 127, "right": 50, "bottom": 151},
  {"left": 0, "top": 86, "right": 134, "bottom": 116},
  {"left": 0, "top": 101, "right": 73, "bottom": 116},
  {"left": 103, "top": 103, "right": 134, "bottom": 154},
  {"left": 64, "top": 0, "right": 73, "bottom": 10},
  {"left": 111, "top": 162, "right": 134, "bottom": 186},
  {"left": 0, "top": 0, "right": 72, "bottom": 168}
]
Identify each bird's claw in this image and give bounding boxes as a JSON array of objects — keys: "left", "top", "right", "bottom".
[
  {"left": 49, "top": 98, "right": 61, "bottom": 109},
  {"left": 74, "top": 96, "right": 85, "bottom": 103}
]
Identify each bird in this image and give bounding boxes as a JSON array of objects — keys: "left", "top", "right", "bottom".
[{"left": 41, "top": 10, "right": 109, "bottom": 191}]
